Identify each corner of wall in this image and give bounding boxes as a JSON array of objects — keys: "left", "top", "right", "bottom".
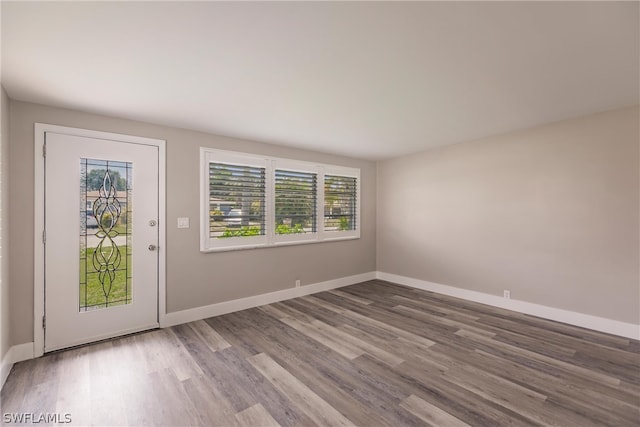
[
  {"left": 1, "top": 342, "right": 34, "bottom": 389},
  {"left": 0, "top": 85, "right": 11, "bottom": 385}
]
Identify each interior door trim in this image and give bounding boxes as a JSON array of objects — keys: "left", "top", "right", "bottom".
[{"left": 34, "top": 123, "right": 167, "bottom": 357}]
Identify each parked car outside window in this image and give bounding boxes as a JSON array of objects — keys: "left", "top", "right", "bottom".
[{"left": 224, "top": 208, "right": 243, "bottom": 227}]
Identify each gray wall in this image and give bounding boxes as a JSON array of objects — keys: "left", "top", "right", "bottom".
[
  {"left": 1, "top": 87, "right": 9, "bottom": 360},
  {"left": 377, "top": 106, "right": 639, "bottom": 324},
  {"left": 9, "top": 100, "right": 376, "bottom": 346},
  {"left": 7, "top": 98, "right": 638, "bottom": 347}
]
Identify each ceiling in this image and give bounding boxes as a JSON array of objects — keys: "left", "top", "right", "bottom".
[{"left": 2, "top": 2, "right": 638, "bottom": 160}]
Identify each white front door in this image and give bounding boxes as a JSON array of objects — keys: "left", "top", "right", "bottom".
[{"left": 44, "top": 131, "right": 159, "bottom": 352}]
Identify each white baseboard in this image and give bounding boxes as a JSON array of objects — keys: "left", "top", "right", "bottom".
[
  {"left": 376, "top": 271, "right": 640, "bottom": 340},
  {"left": 5, "top": 269, "right": 633, "bottom": 391},
  {"left": 2, "top": 271, "right": 376, "bottom": 384},
  {"left": 162, "top": 271, "right": 377, "bottom": 328},
  {"left": 1, "top": 342, "right": 35, "bottom": 389}
]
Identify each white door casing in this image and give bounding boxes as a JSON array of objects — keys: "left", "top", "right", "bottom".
[{"left": 34, "top": 124, "right": 166, "bottom": 355}]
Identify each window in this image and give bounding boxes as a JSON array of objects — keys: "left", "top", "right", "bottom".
[
  {"left": 275, "top": 169, "right": 317, "bottom": 235},
  {"left": 200, "top": 148, "right": 360, "bottom": 252},
  {"left": 324, "top": 175, "right": 357, "bottom": 232},
  {"left": 208, "top": 162, "right": 266, "bottom": 238},
  {"left": 201, "top": 150, "right": 268, "bottom": 250}
]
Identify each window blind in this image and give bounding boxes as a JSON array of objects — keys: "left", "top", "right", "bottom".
[
  {"left": 324, "top": 175, "right": 357, "bottom": 231},
  {"left": 208, "top": 162, "right": 266, "bottom": 238},
  {"left": 201, "top": 147, "right": 360, "bottom": 251},
  {"left": 275, "top": 169, "right": 317, "bottom": 234}
]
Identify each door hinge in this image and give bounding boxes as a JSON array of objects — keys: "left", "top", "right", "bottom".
[
  {"left": 42, "top": 144, "right": 46, "bottom": 158},
  {"left": 42, "top": 316, "right": 46, "bottom": 330},
  {"left": 42, "top": 230, "right": 46, "bottom": 244}
]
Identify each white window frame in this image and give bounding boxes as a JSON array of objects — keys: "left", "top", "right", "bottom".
[
  {"left": 200, "top": 149, "right": 269, "bottom": 251},
  {"left": 321, "top": 166, "right": 361, "bottom": 241},
  {"left": 200, "top": 148, "right": 360, "bottom": 252},
  {"left": 271, "top": 159, "right": 320, "bottom": 246}
]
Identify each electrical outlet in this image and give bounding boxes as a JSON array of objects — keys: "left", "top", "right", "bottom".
[
  {"left": 295, "top": 279, "right": 301, "bottom": 288},
  {"left": 504, "top": 290, "right": 511, "bottom": 299}
]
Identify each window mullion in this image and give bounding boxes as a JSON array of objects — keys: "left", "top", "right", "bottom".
[
  {"left": 266, "top": 160, "right": 275, "bottom": 245},
  {"left": 318, "top": 167, "right": 325, "bottom": 239}
]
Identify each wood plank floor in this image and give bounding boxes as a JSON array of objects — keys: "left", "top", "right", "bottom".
[{"left": 2, "top": 280, "right": 639, "bottom": 426}]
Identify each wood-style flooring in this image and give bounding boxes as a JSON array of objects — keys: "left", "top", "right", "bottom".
[{"left": 2, "top": 280, "right": 639, "bottom": 426}]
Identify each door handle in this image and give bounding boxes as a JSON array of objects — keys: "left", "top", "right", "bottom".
[{"left": 148, "top": 244, "right": 157, "bottom": 251}]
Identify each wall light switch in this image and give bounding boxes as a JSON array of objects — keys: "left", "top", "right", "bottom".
[{"left": 177, "top": 217, "right": 190, "bottom": 229}]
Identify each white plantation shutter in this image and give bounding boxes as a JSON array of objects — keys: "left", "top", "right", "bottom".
[
  {"left": 200, "top": 148, "right": 359, "bottom": 252},
  {"left": 324, "top": 175, "right": 357, "bottom": 232},
  {"left": 208, "top": 162, "right": 266, "bottom": 238},
  {"left": 274, "top": 169, "right": 317, "bottom": 234}
]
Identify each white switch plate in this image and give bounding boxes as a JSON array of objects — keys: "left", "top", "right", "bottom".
[{"left": 177, "top": 217, "right": 190, "bottom": 229}]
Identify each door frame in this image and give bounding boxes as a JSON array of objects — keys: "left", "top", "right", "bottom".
[{"left": 34, "top": 123, "right": 167, "bottom": 357}]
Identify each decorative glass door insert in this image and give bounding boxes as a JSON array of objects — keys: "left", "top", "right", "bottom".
[{"left": 80, "top": 158, "right": 132, "bottom": 311}]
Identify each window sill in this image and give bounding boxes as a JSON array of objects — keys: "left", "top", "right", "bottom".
[{"left": 200, "top": 234, "right": 360, "bottom": 253}]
